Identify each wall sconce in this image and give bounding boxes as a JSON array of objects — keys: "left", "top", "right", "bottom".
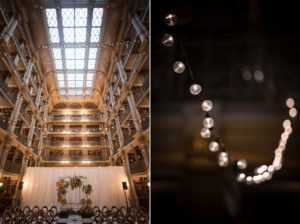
[{"left": 122, "top": 181, "right": 129, "bottom": 208}]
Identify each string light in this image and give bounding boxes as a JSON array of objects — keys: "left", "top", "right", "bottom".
[{"left": 162, "top": 13, "right": 297, "bottom": 185}]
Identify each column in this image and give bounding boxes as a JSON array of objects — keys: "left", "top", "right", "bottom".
[
  {"left": 35, "top": 87, "right": 42, "bottom": 107},
  {"left": 8, "top": 92, "right": 24, "bottom": 132},
  {"left": 27, "top": 115, "right": 36, "bottom": 147},
  {"left": 116, "top": 58, "right": 127, "bottom": 84},
  {"left": 109, "top": 86, "right": 116, "bottom": 106},
  {"left": 131, "top": 13, "right": 148, "bottom": 42},
  {"left": 127, "top": 91, "right": 142, "bottom": 132},
  {"left": 23, "top": 59, "right": 34, "bottom": 85},
  {"left": 115, "top": 117, "right": 124, "bottom": 147},
  {"left": 139, "top": 143, "right": 149, "bottom": 169},
  {"left": 2, "top": 16, "right": 19, "bottom": 43},
  {"left": 14, "top": 54, "right": 20, "bottom": 66},
  {"left": 0, "top": 144, "right": 11, "bottom": 178},
  {"left": 122, "top": 151, "right": 139, "bottom": 208},
  {"left": 12, "top": 151, "right": 30, "bottom": 207}
]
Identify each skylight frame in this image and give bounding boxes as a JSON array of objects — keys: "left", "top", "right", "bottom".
[{"left": 44, "top": 7, "right": 104, "bottom": 97}]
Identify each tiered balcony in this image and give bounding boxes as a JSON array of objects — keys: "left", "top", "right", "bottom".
[
  {"left": 49, "top": 114, "right": 103, "bottom": 122},
  {"left": 0, "top": 108, "right": 12, "bottom": 130},
  {"left": 129, "top": 160, "right": 147, "bottom": 174},
  {"left": 4, "top": 161, "right": 22, "bottom": 174},
  {"left": 48, "top": 140, "right": 106, "bottom": 147},
  {"left": 47, "top": 127, "right": 102, "bottom": 134},
  {"left": 45, "top": 149, "right": 106, "bottom": 161}
]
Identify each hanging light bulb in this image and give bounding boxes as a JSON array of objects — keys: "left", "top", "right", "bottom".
[
  {"left": 203, "top": 117, "right": 214, "bottom": 129},
  {"left": 165, "top": 14, "right": 178, "bottom": 26},
  {"left": 282, "top": 119, "right": 291, "bottom": 129},
  {"left": 200, "top": 127, "right": 211, "bottom": 138},
  {"left": 162, "top": 34, "right": 174, "bottom": 47},
  {"left": 237, "top": 159, "right": 247, "bottom": 170},
  {"left": 190, "top": 84, "right": 202, "bottom": 95},
  {"left": 202, "top": 100, "right": 213, "bottom": 112},
  {"left": 236, "top": 173, "right": 246, "bottom": 182},
  {"left": 173, "top": 61, "right": 185, "bottom": 73},
  {"left": 286, "top": 98, "right": 295, "bottom": 108},
  {"left": 245, "top": 176, "right": 253, "bottom": 185},
  {"left": 289, "top": 107, "right": 297, "bottom": 118},
  {"left": 209, "top": 141, "right": 219, "bottom": 152},
  {"left": 218, "top": 152, "right": 229, "bottom": 167}
]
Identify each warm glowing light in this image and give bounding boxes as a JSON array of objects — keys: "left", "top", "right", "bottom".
[
  {"left": 289, "top": 107, "right": 297, "bottom": 118},
  {"left": 286, "top": 98, "right": 295, "bottom": 108},
  {"left": 237, "top": 173, "right": 246, "bottom": 182},
  {"left": 281, "top": 132, "right": 289, "bottom": 141},
  {"left": 283, "top": 119, "right": 291, "bottom": 129},
  {"left": 256, "top": 165, "right": 267, "bottom": 174},
  {"left": 0, "top": 182, "right": 3, "bottom": 187},
  {"left": 147, "top": 182, "right": 150, "bottom": 187}
]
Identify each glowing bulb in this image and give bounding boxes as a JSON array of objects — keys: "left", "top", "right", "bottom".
[
  {"left": 202, "top": 100, "right": 213, "bottom": 112},
  {"left": 286, "top": 98, "right": 295, "bottom": 108},
  {"left": 237, "top": 159, "right": 247, "bottom": 170},
  {"left": 165, "top": 14, "right": 178, "bottom": 26},
  {"left": 283, "top": 119, "right": 291, "bottom": 129},
  {"left": 263, "top": 172, "right": 272, "bottom": 180},
  {"left": 218, "top": 152, "right": 229, "bottom": 167},
  {"left": 256, "top": 165, "right": 267, "bottom": 174},
  {"left": 162, "top": 34, "right": 174, "bottom": 47},
  {"left": 289, "top": 107, "right": 297, "bottom": 118},
  {"left": 268, "top": 165, "right": 274, "bottom": 173},
  {"left": 0, "top": 182, "right": 3, "bottom": 187},
  {"left": 190, "top": 84, "right": 202, "bottom": 95},
  {"left": 237, "top": 173, "right": 246, "bottom": 182},
  {"left": 203, "top": 117, "right": 214, "bottom": 128},
  {"left": 209, "top": 141, "right": 219, "bottom": 152},
  {"left": 246, "top": 176, "right": 253, "bottom": 185},
  {"left": 285, "top": 127, "right": 292, "bottom": 135},
  {"left": 281, "top": 132, "right": 289, "bottom": 141},
  {"left": 200, "top": 127, "right": 211, "bottom": 138},
  {"left": 173, "top": 61, "right": 185, "bottom": 73}
]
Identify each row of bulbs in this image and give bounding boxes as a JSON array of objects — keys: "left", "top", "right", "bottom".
[
  {"left": 0, "top": 40, "right": 141, "bottom": 49},
  {"left": 162, "top": 13, "right": 297, "bottom": 184}
]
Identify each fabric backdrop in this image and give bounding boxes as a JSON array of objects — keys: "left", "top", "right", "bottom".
[{"left": 21, "top": 166, "right": 129, "bottom": 209}]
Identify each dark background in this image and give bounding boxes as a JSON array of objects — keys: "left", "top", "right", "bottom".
[{"left": 151, "top": 0, "right": 300, "bottom": 223}]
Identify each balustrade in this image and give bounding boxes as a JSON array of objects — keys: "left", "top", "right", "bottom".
[{"left": 4, "top": 161, "right": 22, "bottom": 174}]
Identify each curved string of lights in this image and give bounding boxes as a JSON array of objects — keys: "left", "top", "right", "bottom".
[{"left": 162, "top": 13, "right": 298, "bottom": 185}]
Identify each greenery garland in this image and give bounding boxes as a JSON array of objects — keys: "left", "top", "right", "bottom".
[{"left": 56, "top": 176, "right": 93, "bottom": 209}]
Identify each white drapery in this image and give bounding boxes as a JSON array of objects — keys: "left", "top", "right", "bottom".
[{"left": 21, "top": 166, "right": 129, "bottom": 209}]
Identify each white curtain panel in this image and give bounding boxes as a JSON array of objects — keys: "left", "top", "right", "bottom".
[{"left": 21, "top": 166, "right": 129, "bottom": 209}]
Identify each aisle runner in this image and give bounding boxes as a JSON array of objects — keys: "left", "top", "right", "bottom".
[{"left": 21, "top": 166, "right": 128, "bottom": 209}]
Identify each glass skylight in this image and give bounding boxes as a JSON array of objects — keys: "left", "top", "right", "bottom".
[{"left": 45, "top": 7, "right": 104, "bottom": 97}]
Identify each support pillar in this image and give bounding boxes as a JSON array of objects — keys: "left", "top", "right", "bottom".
[
  {"left": 127, "top": 91, "right": 142, "bottom": 132},
  {"left": 0, "top": 144, "right": 11, "bottom": 178},
  {"left": 122, "top": 150, "right": 139, "bottom": 208},
  {"left": 2, "top": 16, "right": 19, "bottom": 43},
  {"left": 8, "top": 92, "right": 24, "bottom": 132},
  {"left": 12, "top": 150, "right": 30, "bottom": 208},
  {"left": 131, "top": 13, "right": 148, "bottom": 42},
  {"left": 27, "top": 116, "right": 36, "bottom": 147},
  {"left": 116, "top": 58, "right": 127, "bottom": 84}
]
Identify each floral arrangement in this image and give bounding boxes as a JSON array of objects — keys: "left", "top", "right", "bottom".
[
  {"left": 70, "top": 176, "right": 83, "bottom": 190},
  {"left": 56, "top": 176, "right": 93, "bottom": 209}
]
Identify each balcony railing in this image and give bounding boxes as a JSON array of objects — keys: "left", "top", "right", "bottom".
[
  {"left": 16, "top": 134, "right": 28, "bottom": 146},
  {"left": 4, "top": 161, "right": 22, "bottom": 174},
  {"left": 141, "top": 116, "right": 149, "bottom": 131},
  {"left": 49, "top": 141, "right": 107, "bottom": 147},
  {"left": 46, "top": 155, "right": 105, "bottom": 161},
  {"left": 123, "top": 134, "right": 134, "bottom": 146},
  {"left": 129, "top": 160, "right": 147, "bottom": 174},
  {"left": 50, "top": 114, "right": 104, "bottom": 121},
  {"left": 48, "top": 128, "right": 102, "bottom": 133}
]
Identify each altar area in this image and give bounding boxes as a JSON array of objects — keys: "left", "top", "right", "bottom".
[{"left": 21, "top": 166, "right": 129, "bottom": 210}]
